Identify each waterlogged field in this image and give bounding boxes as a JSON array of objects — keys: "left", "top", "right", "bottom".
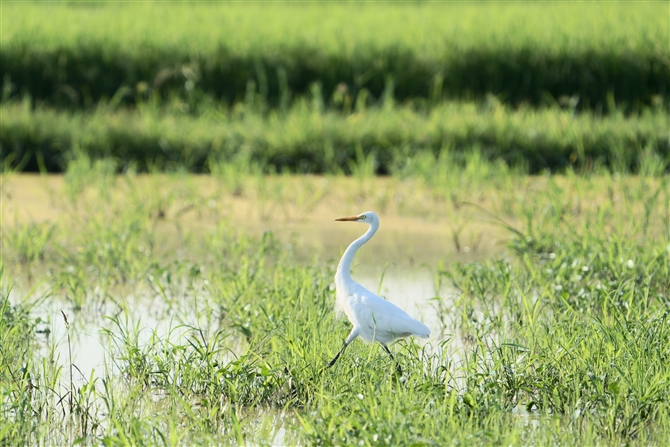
[
  {"left": 2, "top": 161, "right": 669, "bottom": 445},
  {"left": 2, "top": 1, "right": 669, "bottom": 445}
]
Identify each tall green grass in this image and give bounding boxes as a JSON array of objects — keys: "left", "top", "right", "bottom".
[
  {"left": 2, "top": 2, "right": 667, "bottom": 110},
  {"left": 0, "top": 287, "right": 66, "bottom": 444},
  {"left": 3, "top": 99, "right": 668, "bottom": 174},
  {"left": 2, "top": 161, "right": 669, "bottom": 444}
]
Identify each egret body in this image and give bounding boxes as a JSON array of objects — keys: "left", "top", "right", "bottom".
[{"left": 327, "top": 211, "right": 430, "bottom": 370}]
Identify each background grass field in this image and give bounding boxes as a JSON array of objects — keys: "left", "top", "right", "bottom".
[
  {"left": 4, "top": 99, "right": 668, "bottom": 174},
  {"left": 2, "top": 2, "right": 669, "bottom": 173},
  {"left": 3, "top": 3, "right": 667, "bottom": 109}
]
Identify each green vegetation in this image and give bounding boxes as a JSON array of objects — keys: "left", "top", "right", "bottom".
[
  {"left": 0, "top": 288, "right": 60, "bottom": 444},
  {"left": 2, "top": 3, "right": 668, "bottom": 110},
  {"left": 2, "top": 163, "right": 669, "bottom": 445},
  {"left": 2, "top": 2, "right": 669, "bottom": 444},
  {"left": 3, "top": 99, "right": 668, "bottom": 174},
  {"left": 2, "top": 2, "right": 668, "bottom": 173}
]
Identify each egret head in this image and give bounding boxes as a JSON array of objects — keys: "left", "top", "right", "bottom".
[{"left": 335, "top": 211, "right": 379, "bottom": 225}]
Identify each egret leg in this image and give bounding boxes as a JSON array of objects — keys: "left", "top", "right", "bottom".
[
  {"left": 326, "top": 329, "right": 358, "bottom": 369},
  {"left": 382, "top": 344, "right": 402, "bottom": 375},
  {"left": 326, "top": 343, "right": 348, "bottom": 368}
]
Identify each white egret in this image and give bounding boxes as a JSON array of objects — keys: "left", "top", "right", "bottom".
[{"left": 327, "top": 211, "right": 430, "bottom": 371}]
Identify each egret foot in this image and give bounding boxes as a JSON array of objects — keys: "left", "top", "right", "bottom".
[{"left": 381, "top": 344, "right": 403, "bottom": 375}]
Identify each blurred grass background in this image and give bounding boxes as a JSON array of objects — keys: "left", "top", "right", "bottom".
[{"left": 1, "top": 1, "right": 668, "bottom": 173}]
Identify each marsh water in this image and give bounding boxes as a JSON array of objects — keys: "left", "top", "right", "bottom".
[
  {"left": 26, "top": 266, "right": 455, "bottom": 386},
  {"left": 4, "top": 174, "right": 522, "bottom": 444},
  {"left": 16, "top": 261, "right": 466, "bottom": 445},
  {"left": 5, "top": 174, "right": 513, "bottom": 376}
]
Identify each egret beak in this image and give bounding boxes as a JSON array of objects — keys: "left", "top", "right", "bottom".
[{"left": 335, "top": 215, "right": 361, "bottom": 222}]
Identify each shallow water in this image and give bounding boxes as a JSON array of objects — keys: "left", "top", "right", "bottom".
[
  {"left": 29, "top": 292, "right": 185, "bottom": 386},
  {"left": 23, "top": 265, "right": 451, "bottom": 389},
  {"left": 3, "top": 174, "right": 516, "bottom": 443},
  {"left": 10, "top": 268, "right": 452, "bottom": 446}
]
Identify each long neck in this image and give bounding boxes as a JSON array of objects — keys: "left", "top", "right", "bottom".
[{"left": 336, "top": 220, "right": 378, "bottom": 282}]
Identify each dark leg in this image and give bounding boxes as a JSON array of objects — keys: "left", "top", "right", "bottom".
[
  {"left": 327, "top": 343, "right": 348, "bottom": 368},
  {"left": 381, "top": 344, "right": 395, "bottom": 360},
  {"left": 325, "top": 330, "right": 358, "bottom": 370},
  {"left": 382, "top": 344, "right": 402, "bottom": 375}
]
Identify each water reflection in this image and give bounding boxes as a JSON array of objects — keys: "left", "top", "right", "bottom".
[
  {"left": 23, "top": 265, "right": 453, "bottom": 388},
  {"left": 29, "top": 293, "right": 188, "bottom": 387},
  {"left": 10, "top": 267, "right": 464, "bottom": 445}
]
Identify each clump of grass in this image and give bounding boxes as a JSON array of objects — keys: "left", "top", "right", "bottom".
[
  {"left": 63, "top": 147, "right": 117, "bottom": 205},
  {"left": 0, "top": 288, "right": 67, "bottom": 444},
  {"left": 2, "top": 221, "right": 55, "bottom": 266},
  {"left": 209, "top": 151, "right": 261, "bottom": 197},
  {"left": 437, "top": 176, "right": 670, "bottom": 442}
]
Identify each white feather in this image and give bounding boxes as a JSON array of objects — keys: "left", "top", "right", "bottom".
[{"left": 334, "top": 211, "right": 431, "bottom": 346}]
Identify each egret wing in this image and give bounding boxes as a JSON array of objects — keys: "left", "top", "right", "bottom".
[{"left": 352, "top": 287, "right": 430, "bottom": 343}]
